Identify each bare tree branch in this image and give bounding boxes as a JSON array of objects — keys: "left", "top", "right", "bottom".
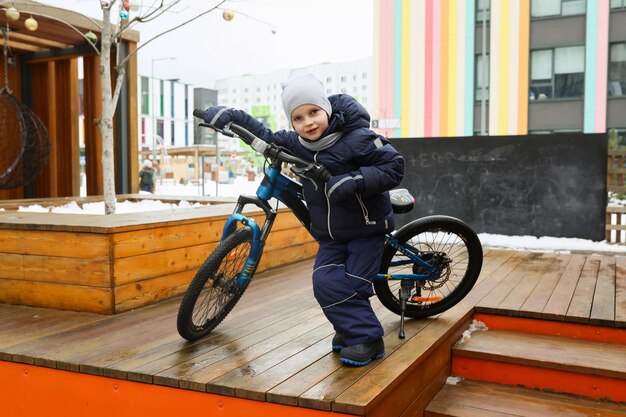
[
  {"left": 117, "top": 0, "right": 226, "bottom": 68},
  {"left": 111, "top": 67, "right": 126, "bottom": 115}
]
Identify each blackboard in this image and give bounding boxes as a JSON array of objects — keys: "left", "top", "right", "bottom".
[{"left": 389, "top": 133, "right": 608, "bottom": 241}]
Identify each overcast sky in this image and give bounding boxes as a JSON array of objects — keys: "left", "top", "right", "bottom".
[{"left": 38, "top": 0, "right": 374, "bottom": 85}]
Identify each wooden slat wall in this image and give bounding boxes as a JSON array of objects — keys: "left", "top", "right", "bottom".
[
  {"left": 0, "top": 229, "right": 112, "bottom": 313},
  {"left": 83, "top": 54, "right": 104, "bottom": 196},
  {"left": 53, "top": 59, "right": 80, "bottom": 196},
  {"left": 0, "top": 208, "right": 316, "bottom": 314},
  {"left": 0, "top": 54, "right": 24, "bottom": 200},
  {"left": 30, "top": 61, "right": 58, "bottom": 197},
  {"left": 111, "top": 210, "right": 317, "bottom": 313},
  {"left": 125, "top": 41, "right": 139, "bottom": 194}
]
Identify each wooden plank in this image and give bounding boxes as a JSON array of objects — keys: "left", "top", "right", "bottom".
[
  {"left": 0, "top": 308, "right": 105, "bottom": 357},
  {"left": 616, "top": 256, "right": 626, "bottom": 328},
  {"left": 541, "top": 254, "right": 586, "bottom": 321},
  {"left": 364, "top": 327, "right": 462, "bottom": 417},
  {"left": 426, "top": 379, "right": 626, "bottom": 417},
  {"left": 24, "top": 254, "right": 110, "bottom": 286},
  {"left": 518, "top": 253, "right": 569, "bottom": 319},
  {"left": 151, "top": 303, "right": 325, "bottom": 389},
  {"left": 114, "top": 227, "right": 315, "bottom": 287},
  {"left": 0, "top": 279, "right": 113, "bottom": 314},
  {"left": 590, "top": 256, "right": 616, "bottom": 326},
  {"left": 113, "top": 269, "right": 195, "bottom": 313},
  {"left": 496, "top": 253, "right": 557, "bottom": 315},
  {"left": 388, "top": 366, "right": 449, "bottom": 417},
  {"left": 476, "top": 252, "right": 540, "bottom": 314},
  {"left": 204, "top": 317, "right": 334, "bottom": 397},
  {"left": 566, "top": 256, "right": 601, "bottom": 324},
  {"left": 453, "top": 329, "right": 626, "bottom": 379},
  {"left": 0, "top": 253, "right": 111, "bottom": 287},
  {"left": 223, "top": 304, "right": 396, "bottom": 402},
  {"left": 106, "top": 277, "right": 317, "bottom": 381},
  {"left": 113, "top": 243, "right": 216, "bottom": 286},
  {"left": 0, "top": 229, "right": 109, "bottom": 258},
  {"left": 124, "top": 275, "right": 321, "bottom": 384},
  {"left": 112, "top": 221, "right": 223, "bottom": 258}
]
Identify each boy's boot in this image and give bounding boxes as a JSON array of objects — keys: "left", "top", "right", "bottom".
[
  {"left": 331, "top": 333, "right": 346, "bottom": 352},
  {"left": 339, "top": 338, "right": 385, "bottom": 366}
]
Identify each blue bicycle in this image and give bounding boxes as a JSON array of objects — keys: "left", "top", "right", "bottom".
[{"left": 177, "top": 114, "right": 483, "bottom": 341}]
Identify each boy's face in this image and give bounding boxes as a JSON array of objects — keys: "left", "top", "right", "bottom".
[{"left": 290, "top": 104, "right": 329, "bottom": 141}]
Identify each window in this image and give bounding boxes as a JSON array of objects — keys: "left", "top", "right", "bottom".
[
  {"left": 530, "top": 46, "right": 585, "bottom": 99},
  {"left": 612, "top": 0, "right": 626, "bottom": 9},
  {"left": 184, "top": 86, "right": 188, "bottom": 118},
  {"left": 531, "top": 0, "right": 586, "bottom": 17},
  {"left": 476, "top": 0, "right": 490, "bottom": 22},
  {"left": 159, "top": 80, "right": 164, "bottom": 117},
  {"left": 170, "top": 81, "right": 175, "bottom": 118},
  {"left": 140, "top": 76, "right": 149, "bottom": 114},
  {"left": 170, "top": 121, "right": 175, "bottom": 146},
  {"left": 609, "top": 43, "right": 626, "bottom": 96},
  {"left": 475, "top": 54, "right": 490, "bottom": 101}
]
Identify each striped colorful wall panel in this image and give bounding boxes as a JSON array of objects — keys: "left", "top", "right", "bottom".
[
  {"left": 374, "top": 0, "right": 532, "bottom": 138},
  {"left": 373, "top": 0, "right": 476, "bottom": 138},
  {"left": 584, "top": 0, "right": 609, "bottom": 133},
  {"left": 488, "top": 0, "right": 529, "bottom": 136}
]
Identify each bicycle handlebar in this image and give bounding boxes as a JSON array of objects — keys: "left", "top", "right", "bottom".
[{"left": 193, "top": 108, "right": 327, "bottom": 173}]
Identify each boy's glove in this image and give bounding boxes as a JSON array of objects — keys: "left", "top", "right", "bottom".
[
  {"left": 325, "top": 173, "right": 360, "bottom": 202},
  {"left": 291, "top": 163, "right": 331, "bottom": 184},
  {"left": 201, "top": 106, "right": 232, "bottom": 129}
]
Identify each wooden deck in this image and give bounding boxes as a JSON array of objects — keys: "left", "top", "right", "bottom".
[{"left": 1, "top": 249, "right": 625, "bottom": 416}]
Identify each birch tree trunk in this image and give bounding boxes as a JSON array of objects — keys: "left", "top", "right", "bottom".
[
  {"left": 93, "top": 0, "right": 226, "bottom": 214},
  {"left": 99, "top": 6, "right": 118, "bottom": 215}
]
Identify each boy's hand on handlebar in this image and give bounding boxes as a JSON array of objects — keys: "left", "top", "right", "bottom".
[
  {"left": 291, "top": 163, "right": 331, "bottom": 184},
  {"left": 199, "top": 106, "right": 232, "bottom": 130}
]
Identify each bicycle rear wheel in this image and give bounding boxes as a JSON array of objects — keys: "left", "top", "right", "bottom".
[
  {"left": 177, "top": 227, "right": 254, "bottom": 341},
  {"left": 375, "top": 215, "right": 483, "bottom": 319}
]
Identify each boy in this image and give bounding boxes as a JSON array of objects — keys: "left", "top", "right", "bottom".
[{"left": 201, "top": 74, "right": 404, "bottom": 366}]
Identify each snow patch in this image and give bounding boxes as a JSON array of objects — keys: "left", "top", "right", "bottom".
[{"left": 458, "top": 319, "right": 489, "bottom": 344}]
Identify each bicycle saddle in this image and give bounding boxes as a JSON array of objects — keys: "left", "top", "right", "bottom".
[{"left": 390, "top": 188, "right": 415, "bottom": 214}]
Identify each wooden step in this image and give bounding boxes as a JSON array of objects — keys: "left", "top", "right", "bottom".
[
  {"left": 452, "top": 328, "right": 626, "bottom": 402},
  {"left": 425, "top": 379, "right": 626, "bottom": 417}
]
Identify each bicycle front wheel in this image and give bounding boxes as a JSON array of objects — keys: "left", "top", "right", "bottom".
[
  {"left": 375, "top": 216, "right": 483, "bottom": 319},
  {"left": 177, "top": 227, "right": 254, "bottom": 341}
]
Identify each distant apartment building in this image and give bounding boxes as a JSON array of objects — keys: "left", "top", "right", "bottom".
[
  {"left": 137, "top": 58, "right": 371, "bottom": 160},
  {"left": 137, "top": 76, "right": 196, "bottom": 157},
  {"left": 206, "top": 58, "right": 373, "bottom": 132},
  {"left": 372, "top": 0, "right": 626, "bottom": 139}
]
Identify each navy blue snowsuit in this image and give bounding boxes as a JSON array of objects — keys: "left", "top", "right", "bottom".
[{"left": 204, "top": 95, "right": 405, "bottom": 345}]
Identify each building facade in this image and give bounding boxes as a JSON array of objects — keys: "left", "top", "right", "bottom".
[
  {"left": 208, "top": 58, "right": 373, "bottom": 132},
  {"left": 138, "top": 75, "right": 196, "bottom": 158},
  {"left": 372, "top": 0, "right": 626, "bottom": 139}
]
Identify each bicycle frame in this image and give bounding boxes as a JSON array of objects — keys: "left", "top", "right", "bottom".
[{"left": 220, "top": 157, "right": 440, "bottom": 289}]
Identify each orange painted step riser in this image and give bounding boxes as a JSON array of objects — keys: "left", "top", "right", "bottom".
[
  {"left": 0, "top": 361, "right": 349, "bottom": 417},
  {"left": 473, "top": 313, "right": 626, "bottom": 344},
  {"left": 452, "top": 356, "right": 626, "bottom": 403}
]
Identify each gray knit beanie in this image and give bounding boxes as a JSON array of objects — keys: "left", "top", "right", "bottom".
[{"left": 281, "top": 74, "right": 332, "bottom": 121}]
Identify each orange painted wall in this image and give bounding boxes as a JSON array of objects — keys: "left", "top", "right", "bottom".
[{"left": 0, "top": 361, "right": 350, "bottom": 417}]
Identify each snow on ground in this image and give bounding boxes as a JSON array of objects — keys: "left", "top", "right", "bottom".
[{"left": 4, "top": 175, "right": 626, "bottom": 255}]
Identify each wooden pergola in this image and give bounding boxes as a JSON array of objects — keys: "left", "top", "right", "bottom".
[{"left": 0, "top": 0, "right": 139, "bottom": 200}]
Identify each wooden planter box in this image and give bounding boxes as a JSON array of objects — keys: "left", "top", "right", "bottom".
[{"left": 0, "top": 195, "right": 317, "bottom": 314}]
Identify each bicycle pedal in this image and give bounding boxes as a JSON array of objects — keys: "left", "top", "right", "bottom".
[{"left": 411, "top": 295, "right": 442, "bottom": 303}]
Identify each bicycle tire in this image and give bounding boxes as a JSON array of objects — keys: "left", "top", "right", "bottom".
[
  {"left": 374, "top": 215, "right": 483, "bottom": 319},
  {"left": 177, "top": 227, "right": 254, "bottom": 341}
]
